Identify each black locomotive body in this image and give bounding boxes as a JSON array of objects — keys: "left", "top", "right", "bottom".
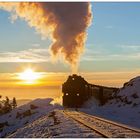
[{"left": 62, "top": 74, "right": 118, "bottom": 108}]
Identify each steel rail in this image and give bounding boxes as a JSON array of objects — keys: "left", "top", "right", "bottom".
[
  {"left": 79, "top": 111, "right": 140, "bottom": 133},
  {"left": 63, "top": 110, "right": 110, "bottom": 138}
]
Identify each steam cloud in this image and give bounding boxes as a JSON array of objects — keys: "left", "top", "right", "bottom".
[{"left": 0, "top": 2, "right": 92, "bottom": 72}]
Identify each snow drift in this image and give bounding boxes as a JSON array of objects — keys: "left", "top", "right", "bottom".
[{"left": 81, "top": 76, "right": 140, "bottom": 129}]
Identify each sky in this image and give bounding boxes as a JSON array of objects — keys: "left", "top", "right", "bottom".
[{"left": 0, "top": 2, "right": 140, "bottom": 99}]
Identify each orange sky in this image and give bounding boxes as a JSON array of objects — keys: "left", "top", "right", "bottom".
[
  {"left": 0, "top": 69, "right": 140, "bottom": 99},
  {"left": 1, "top": 70, "right": 140, "bottom": 89}
]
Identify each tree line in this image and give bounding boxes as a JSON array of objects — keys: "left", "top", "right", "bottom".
[{"left": 0, "top": 96, "right": 17, "bottom": 115}]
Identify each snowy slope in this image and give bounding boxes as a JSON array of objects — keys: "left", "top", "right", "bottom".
[
  {"left": 8, "top": 110, "right": 101, "bottom": 138},
  {"left": 81, "top": 76, "right": 140, "bottom": 129},
  {"left": 0, "top": 98, "right": 62, "bottom": 137},
  {"left": 113, "top": 76, "right": 140, "bottom": 107},
  {"left": 17, "top": 99, "right": 31, "bottom": 107}
]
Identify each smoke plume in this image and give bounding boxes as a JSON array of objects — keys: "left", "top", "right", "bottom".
[{"left": 0, "top": 2, "right": 92, "bottom": 72}]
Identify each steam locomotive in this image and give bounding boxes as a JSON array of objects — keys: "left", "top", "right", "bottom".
[{"left": 62, "top": 74, "right": 118, "bottom": 108}]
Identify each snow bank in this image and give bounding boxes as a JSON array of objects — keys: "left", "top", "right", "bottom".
[
  {"left": 0, "top": 98, "right": 63, "bottom": 137},
  {"left": 114, "top": 76, "right": 140, "bottom": 107},
  {"left": 81, "top": 76, "right": 140, "bottom": 129}
]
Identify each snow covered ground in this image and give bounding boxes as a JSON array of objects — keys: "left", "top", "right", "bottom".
[
  {"left": 0, "top": 98, "right": 62, "bottom": 137},
  {"left": 0, "top": 76, "right": 140, "bottom": 138},
  {"left": 81, "top": 76, "right": 140, "bottom": 129},
  {"left": 16, "top": 99, "right": 31, "bottom": 107},
  {"left": 8, "top": 110, "right": 102, "bottom": 138}
]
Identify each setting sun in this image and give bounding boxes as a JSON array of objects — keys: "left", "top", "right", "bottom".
[{"left": 18, "top": 69, "right": 41, "bottom": 84}]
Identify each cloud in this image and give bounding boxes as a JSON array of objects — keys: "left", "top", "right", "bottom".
[
  {"left": 82, "top": 52, "right": 140, "bottom": 61},
  {"left": 120, "top": 45, "right": 140, "bottom": 51},
  {"left": 81, "top": 47, "right": 140, "bottom": 61},
  {"left": 0, "top": 48, "right": 51, "bottom": 63},
  {"left": 31, "top": 43, "right": 41, "bottom": 48},
  {"left": 0, "top": 47, "right": 110, "bottom": 63}
]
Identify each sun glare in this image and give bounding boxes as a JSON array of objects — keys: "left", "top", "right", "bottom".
[{"left": 18, "top": 69, "right": 41, "bottom": 84}]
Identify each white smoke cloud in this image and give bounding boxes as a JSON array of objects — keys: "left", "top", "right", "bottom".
[{"left": 0, "top": 2, "right": 93, "bottom": 73}]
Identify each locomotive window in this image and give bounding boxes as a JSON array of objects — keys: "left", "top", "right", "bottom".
[{"left": 77, "top": 93, "right": 79, "bottom": 96}]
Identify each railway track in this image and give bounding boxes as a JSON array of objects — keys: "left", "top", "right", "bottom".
[{"left": 63, "top": 110, "right": 140, "bottom": 138}]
